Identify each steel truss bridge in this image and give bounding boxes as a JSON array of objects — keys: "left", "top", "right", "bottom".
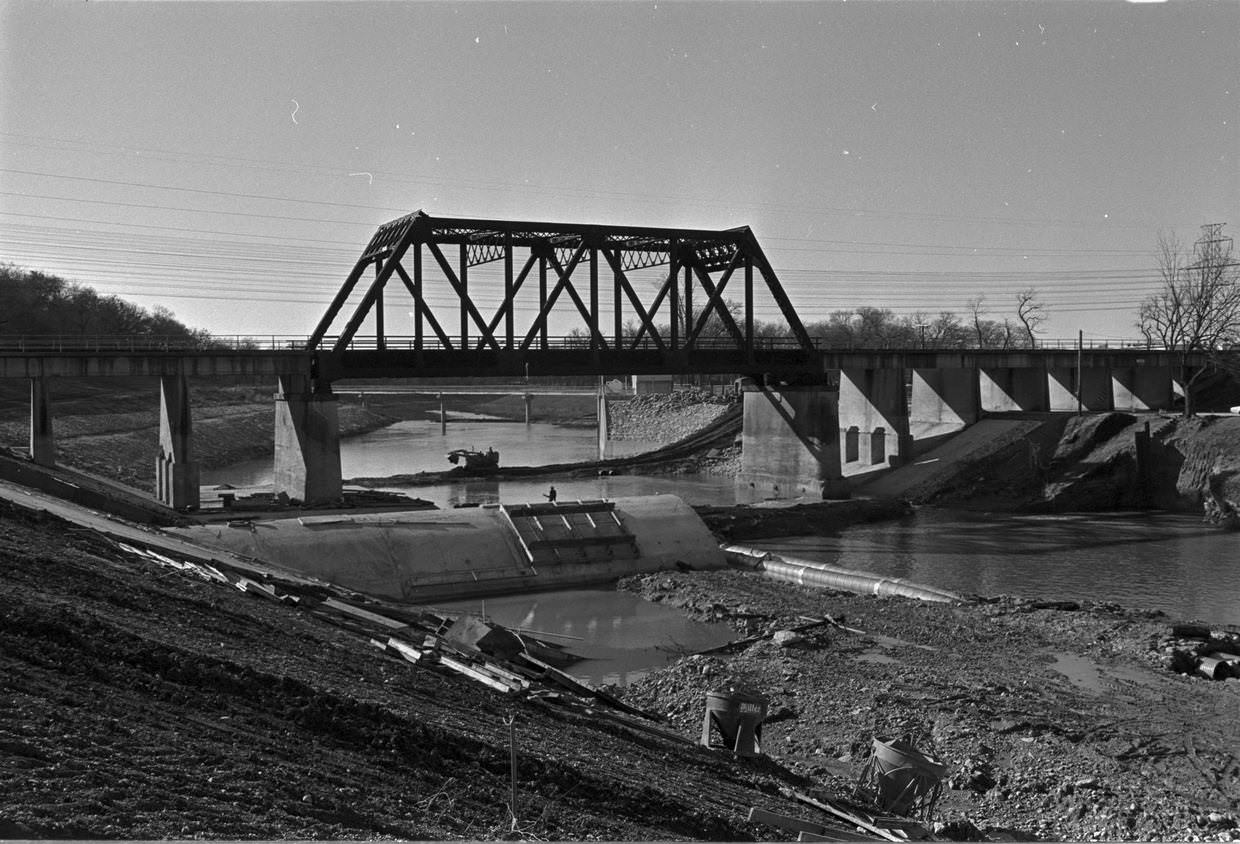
[{"left": 307, "top": 211, "right": 817, "bottom": 381}]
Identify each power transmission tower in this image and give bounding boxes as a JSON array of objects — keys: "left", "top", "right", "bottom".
[{"left": 1190, "top": 222, "right": 1235, "bottom": 273}]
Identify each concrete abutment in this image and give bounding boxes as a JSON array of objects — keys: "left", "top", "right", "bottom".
[
  {"left": 273, "top": 376, "right": 343, "bottom": 506},
  {"left": 155, "top": 372, "right": 200, "bottom": 510},
  {"left": 839, "top": 368, "right": 910, "bottom": 475},
  {"left": 28, "top": 377, "right": 55, "bottom": 467},
  {"left": 738, "top": 385, "right": 848, "bottom": 500},
  {"left": 909, "top": 368, "right": 979, "bottom": 454},
  {"left": 1112, "top": 366, "right": 1174, "bottom": 411}
]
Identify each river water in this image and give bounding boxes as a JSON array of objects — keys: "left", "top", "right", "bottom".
[
  {"left": 203, "top": 418, "right": 1239, "bottom": 684},
  {"left": 203, "top": 418, "right": 745, "bottom": 509},
  {"left": 757, "top": 509, "right": 1240, "bottom": 628}
]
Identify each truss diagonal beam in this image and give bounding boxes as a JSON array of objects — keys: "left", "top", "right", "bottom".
[
  {"left": 631, "top": 255, "right": 679, "bottom": 348},
  {"left": 601, "top": 248, "right": 666, "bottom": 353},
  {"left": 425, "top": 240, "right": 502, "bottom": 351},
  {"left": 687, "top": 251, "right": 746, "bottom": 346},
  {"left": 543, "top": 247, "right": 611, "bottom": 351},
  {"left": 476, "top": 251, "right": 538, "bottom": 351},
  {"left": 518, "top": 244, "right": 590, "bottom": 351},
  {"left": 330, "top": 235, "right": 417, "bottom": 354},
  {"left": 394, "top": 262, "right": 453, "bottom": 350},
  {"left": 740, "top": 228, "right": 813, "bottom": 350}
]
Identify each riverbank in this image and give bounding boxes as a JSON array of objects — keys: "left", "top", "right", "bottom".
[
  {"left": 618, "top": 569, "right": 1240, "bottom": 842},
  {"left": 3, "top": 497, "right": 1236, "bottom": 841},
  {"left": 0, "top": 381, "right": 398, "bottom": 489},
  {"left": 861, "top": 411, "right": 1240, "bottom": 525}
]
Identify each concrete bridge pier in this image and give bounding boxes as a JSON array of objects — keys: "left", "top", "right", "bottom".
[
  {"left": 737, "top": 383, "right": 848, "bottom": 499},
  {"left": 909, "top": 368, "right": 978, "bottom": 455},
  {"left": 28, "top": 376, "right": 56, "bottom": 467},
  {"left": 274, "top": 375, "right": 343, "bottom": 505},
  {"left": 1048, "top": 367, "right": 1113, "bottom": 413},
  {"left": 1112, "top": 366, "right": 1174, "bottom": 411},
  {"left": 839, "top": 368, "right": 911, "bottom": 474},
  {"left": 156, "top": 372, "right": 200, "bottom": 510},
  {"left": 980, "top": 367, "right": 1048, "bottom": 413}
]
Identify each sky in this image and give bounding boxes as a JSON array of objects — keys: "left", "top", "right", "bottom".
[{"left": 0, "top": 0, "right": 1236, "bottom": 345}]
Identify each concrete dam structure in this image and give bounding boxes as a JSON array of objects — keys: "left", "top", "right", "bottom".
[{"left": 168, "top": 494, "right": 724, "bottom": 602}]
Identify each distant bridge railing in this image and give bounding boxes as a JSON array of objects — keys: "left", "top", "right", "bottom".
[
  {"left": 0, "top": 333, "right": 1185, "bottom": 354},
  {"left": 0, "top": 335, "right": 313, "bottom": 352}
]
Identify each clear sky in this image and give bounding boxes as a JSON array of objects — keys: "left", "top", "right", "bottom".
[{"left": 1, "top": 0, "right": 1236, "bottom": 344}]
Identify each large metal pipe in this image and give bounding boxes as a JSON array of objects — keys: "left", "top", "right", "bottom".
[{"left": 721, "top": 544, "right": 963, "bottom": 604}]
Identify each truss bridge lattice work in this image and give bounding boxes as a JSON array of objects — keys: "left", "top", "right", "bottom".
[{"left": 308, "top": 211, "right": 818, "bottom": 381}]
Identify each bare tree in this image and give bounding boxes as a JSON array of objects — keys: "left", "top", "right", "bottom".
[
  {"left": 1139, "top": 225, "right": 1240, "bottom": 416},
  {"left": 1015, "top": 288, "right": 1046, "bottom": 348},
  {"left": 967, "top": 296, "right": 987, "bottom": 347}
]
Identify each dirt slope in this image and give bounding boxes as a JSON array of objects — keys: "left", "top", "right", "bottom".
[
  {"left": 0, "top": 499, "right": 838, "bottom": 841},
  {"left": 4, "top": 497, "right": 1237, "bottom": 841},
  {"left": 860, "top": 411, "right": 1240, "bottom": 522}
]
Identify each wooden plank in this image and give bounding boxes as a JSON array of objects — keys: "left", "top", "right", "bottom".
[
  {"left": 438, "top": 654, "right": 519, "bottom": 693},
  {"left": 386, "top": 637, "right": 428, "bottom": 665},
  {"left": 235, "top": 578, "right": 281, "bottom": 601},
  {"left": 791, "top": 792, "right": 902, "bottom": 843},
  {"left": 321, "top": 598, "right": 409, "bottom": 630},
  {"left": 799, "top": 831, "right": 877, "bottom": 842},
  {"left": 747, "top": 807, "right": 828, "bottom": 836},
  {"left": 516, "top": 653, "right": 660, "bottom": 720}
]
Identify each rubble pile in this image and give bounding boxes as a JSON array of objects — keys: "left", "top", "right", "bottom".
[
  {"left": 607, "top": 389, "right": 735, "bottom": 444},
  {"left": 618, "top": 570, "right": 1240, "bottom": 842},
  {"left": 1159, "top": 623, "right": 1240, "bottom": 680}
]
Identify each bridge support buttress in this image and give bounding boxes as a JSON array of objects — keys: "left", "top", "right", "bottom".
[
  {"left": 1112, "top": 366, "right": 1174, "bottom": 411},
  {"left": 156, "top": 372, "right": 200, "bottom": 511},
  {"left": 908, "top": 369, "right": 979, "bottom": 454},
  {"left": 839, "top": 369, "right": 911, "bottom": 475},
  {"left": 738, "top": 384, "right": 848, "bottom": 500},
  {"left": 29, "top": 376, "right": 55, "bottom": 467},
  {"left": 979, "top": 367, "right": 1048, "bottom": 413},
  {"left": 274, "top": 376, "right": 343, "bottom": 505},
  {"left": 1048, "top": 367, "right": 1113, "bottom": 412}
]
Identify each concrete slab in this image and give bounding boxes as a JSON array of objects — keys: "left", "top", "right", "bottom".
[{"left": 164, "top": 494, "right": 725, "bottom": 602}]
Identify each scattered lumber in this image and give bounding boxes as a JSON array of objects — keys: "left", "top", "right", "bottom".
[
  {"left": 108, "top": 533, "right": 686, "bottom": 744},
  {"left": 695, "top": 614, "right": 863, "bottom": 656},
  {"left": 320, "top": 597, "right": 410, "bottom": 630},
  {"left": 747, "top": 806, "right": 877, "bottom": 841},
  {"left": 788, "top": 790, "right": 905, "bottom": 843}
]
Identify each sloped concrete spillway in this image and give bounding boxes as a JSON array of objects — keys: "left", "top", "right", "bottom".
[{"left": 168, "top": 495, "right": 725, "bottom": 603}]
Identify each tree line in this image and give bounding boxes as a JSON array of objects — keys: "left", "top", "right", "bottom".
[{"left": 0, "top": 264, "right": 207, "bottom": 342}]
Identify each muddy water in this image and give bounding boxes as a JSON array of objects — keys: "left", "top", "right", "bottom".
[
  {"left": 202, "top": 418, "right": 745, "bottom": 509},
  {"left": 436, "top": 589, "right": 736, "bottom": 687},
  {"left": 759, "top": 509, "right": 1240, "bottom": 627},
  {"left": 203, "top": 422, "right": 1240, "bottom": 683}
]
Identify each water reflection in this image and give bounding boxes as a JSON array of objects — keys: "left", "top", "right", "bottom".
[
  {"left": 203, "top": 418, "right": 746, "bottom": 508},
  {"left": 446, "top": 479, "right": 500, "bottom": 508},
  {"left": 764, "top": 509, "right": 1240, "bottom": 627},
  {"left": 438, "top": 589, "right": 735, "bottom": 687}
]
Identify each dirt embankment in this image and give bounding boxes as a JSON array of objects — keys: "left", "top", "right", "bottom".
[
  {"left": 896, "top": 412, "right": 1240, "bottom": 524},
  {"left": 4, "top": 498, "right": 1237, "bottom": 842}
]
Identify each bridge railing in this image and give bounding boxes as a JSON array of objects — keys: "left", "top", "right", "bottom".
[
  {"left": 0, "top": 333, "right": 1177, "bottom": 354},
  {"left": 320, "top": 334, "right": 1171, "bottom": 353},
  {"left": 0, "top": 335, "right": 314, "bottom": 352}
]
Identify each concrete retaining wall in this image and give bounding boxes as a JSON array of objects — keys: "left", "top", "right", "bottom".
[{"left": 167, "top": 494, "right": 724, "bottom": 602}]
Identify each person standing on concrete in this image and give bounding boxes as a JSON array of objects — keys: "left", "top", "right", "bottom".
[{"left": 545, "top": 485, "right": 557, "bottom": 503}]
